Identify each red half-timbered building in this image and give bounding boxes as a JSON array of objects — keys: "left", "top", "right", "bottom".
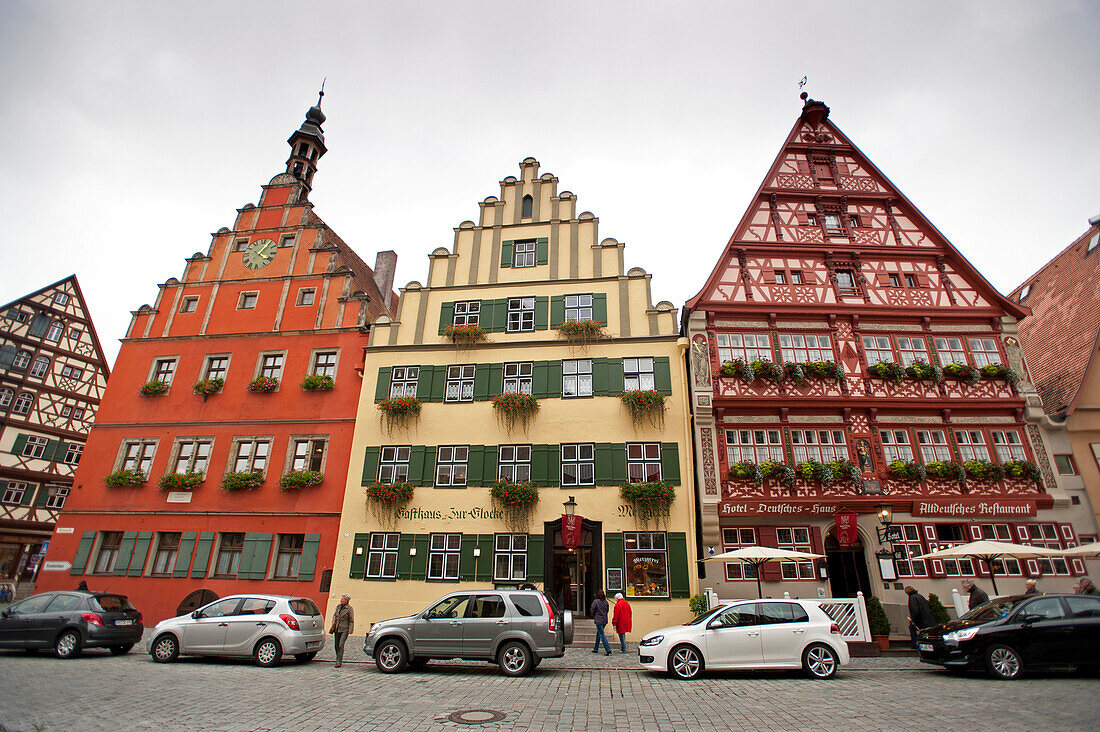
[
  {"left": 36, "top": 97, "right": 399, "bottom": 623},
  {"left": 684, "top": 97, "right": 1094, "bottom": 614}
]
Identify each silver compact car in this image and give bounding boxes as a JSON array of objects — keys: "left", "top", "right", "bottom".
[{"left": 148, "top": 594, "right": 325, "bottom": 667}]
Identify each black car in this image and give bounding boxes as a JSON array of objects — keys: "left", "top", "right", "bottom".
[
  {"left": 0, "top": 591, "right": 144, "bottom": 658},
  {"left": 917, "top": 593, "right": 1100, "bottom": 679}
]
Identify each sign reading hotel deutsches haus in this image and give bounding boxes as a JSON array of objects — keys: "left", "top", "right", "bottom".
[
  {"left": 327, "top": 158, "right": 698, "bottom": 638},
  {"left": 719, "top": 500, "right": 1038, "bottom": 517}
]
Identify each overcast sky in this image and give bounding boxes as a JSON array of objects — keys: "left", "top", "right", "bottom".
[{"left": 2, "top": 1, "right": 1097, "bottom": 365}]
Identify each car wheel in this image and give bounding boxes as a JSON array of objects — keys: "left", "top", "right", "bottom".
[
  {"left": 54, "top": 631, "right": 81, "bottom": 659},
  {"left": 986, "top": 644, "right": 1023, "bottom": 680},
  {"left": 498, "top": 641, "right": 533, "bottom": 677},
  {"left": 668, "top": 644, "right": 704, "bottom": 680},
  {"left": 802, "top": 643, "right": 839, "bottom": 679},
  {"left": 294, "top": 652, "right": 317, "bottom": 664},
  {"left": 254, "top": 638, "right": 283, "bottom": 667},
  {"left": 374, "top": 638, "right": 408, "bottom": 674},
  {"left": 109, "top": 644, "right": 134, "bottom": 656},
  {"left": 151, "top": 634, "right": 179, "bottom": 663}
]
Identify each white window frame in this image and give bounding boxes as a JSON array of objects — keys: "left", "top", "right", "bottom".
[
  {"left": 623, "top": 532, "right": 670, "bottom": 597},
  {"left": 497, "top": 445, "right": 532, "bottom": 482},
  {"left": 790, "top": 429, "right": 848, "bottom": 463},
  {"left": 435, "top": 446, "right": 468, "bottom": 487},
  {"left": 561, "top": 443, "right": 595, "bottom": 487},
  {"left": 716, "top": 333, "right": 772, "bottom": 363},
  {"left": 917, "top": 430, "right": 952, "bottom": 463},
  {"left": 968, "top": 338, "right": 1001, "bottom": 368},
  {"left": 444, "top": 365, "right": 475, "bottom": 403},
  {"left": 894, "top": 525, "right": 928, "bottom": 578},
  {"left": 171, "top": 438, "right": 213, "bottom": 474},
  {"left": 22, "top": 435, "right": 49, "bottom": 459},
  {"left": 506, "top": 297, "right": 535, "bottom": 332},
  {"left": 493, "top": 534, "right": 527, "bottom": 582},
  {"left": 310, "top": 349, "right": 339, "bottom": 378},
  {"left": 428, "top": 533, "right": 462, "bottom": 580},
  {"left": 229, "top": 437, "right": 272, "bottom": 475},
  {"left": 256, "top": 352, "right": 286, "bottom": 380},
  {"left": 503, "top": 362, "right": 533, "bottom": 395},
  {"left": 179, "top": 296, "right": 199, "bottom": 313},
  {"left": 725, "top": 428, "right": 784, "bottom": 463},
  {"left": 118, "top": 439, "right": 157, "bottom": 473},
  {"left": 378, "top": 446, "right": 411, "bottom": 483},
  {"left": 623, "top": 358, "right": 655, "bottom": 391},
  {"left": 778, "top": 334, "right": 833, "bottom": 363},
  {"left": 202, "top": 354, "right": 230, "bottom": 381},
  {"left": 289, "top": 436, "right": 328, "bottom": 472},
  {"left": 896, "top": 336, "right": 928, "bottom": 367},
  {"left": 62, "top": 443, "right": 83, "bottom": 466},
  {"left": 0, "top": 388, "right": 12, "bottom": 408},
  {"left": 60, "top": 364, "right": 83, "bottom": 379},
  {"left": 880, "top": 430, "right": 914, "bottom": 462},
  {"left": 862, "top": 335, "right": 894, "bottom": 364},
  {"left": 150, "top": 357, "right": 178, "bottom": 385},
  {"left": 44, "top": 486, "right": 68, "bottom": 510},
  {"left": 296, "top": 288, "right": 315, "bottom": 306},
  {"left": 512, "top": 240, "right": 536, "bottom": 268},
  {"left": 564, "top": 294, "right": 593, "bottom": 322},
  {"left": 389, "top": 366, "right": 419, "bottom": 398},
  {"left": 367, "top": 533, "right": 400, "bottom": 579},
  {"left": 45, "top": 321, "right": 64, "bottom": 342},
  {"left": 955, "top": 430, "right": 990, "bottom": 461},
  {"left": 627, "top": 442, "right": 662, "bottom": 483},
  {"left": 562, "top": 359, "right": 592, "bottom": 398},
  {"left": 722, "top": 528, "right": 758, "bottom": 581},
  {"left": 13, "top": 350, "right": 31, "bottom": 370},
  {"left": 775, "top": 527, "right": 816, "bottom": 580},
  {"left": 933, "top": 337, "right": 967, "bottom": 366},
  {"left": 29, "top": 356, "right": 49, "bottom": 378},
  {"left": 237, "top": 291, "right": 258, "bottom": 310},
  {"left": 453, "top": 301, "right": 480, "bottom": 326},
  {"left": 991, "top": 430, "right": 1026, "bottom": 462},
  {"left": 2, "top": 481, "right": 29, "bottom": 505},
  {"left": 1029, "top": 524, "right": 1070, "bottom": 575},
  {"left": 12, "top": 393, "right": 33, "bottom": 415},
  {"left": 53, "top": 292, "right": 70, "bottom": 306}
]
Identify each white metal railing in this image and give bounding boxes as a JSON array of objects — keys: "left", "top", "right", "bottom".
[
  {"left": 704, "top": 587, "right": 720, "bottom": 611},
  {"left": 818, "top": 591, "right": 870, "bottom": 642}
]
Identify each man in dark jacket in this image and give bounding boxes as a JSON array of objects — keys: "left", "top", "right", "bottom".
[
  {"left": 905, "top": 586, "right": 936, "bottom": 646},
  {"left": 590, "top": 590, "right": 612, "bottom": 656},
  {"left": 962, "top": 580, "right": 989, "bottom": 609}
]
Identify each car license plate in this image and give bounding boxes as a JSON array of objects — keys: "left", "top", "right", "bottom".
[
  {"left": 307, "top": 641, "right": 320, "bottom": 648},
  {"left": 918, "top": 643, "right": 933, "bottom": 652},
  {"left": 115, "top": 619, "right": 133, "bottom": 626}
]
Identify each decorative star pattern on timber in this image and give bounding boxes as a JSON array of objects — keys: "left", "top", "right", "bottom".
[
  {"left": 794, "top": 226, "right": 825, "bottom": 244},
  {"left": 849, "top": 415, "right": 869, "bottom": 432},
  {"left": 941, "top": 381, "right": 1013, "bottom": 399},
  {"left": 851, "top": 229, "right": 881, "bottom": 246},
  {"left": 839, "top": 176, "right": 878, "bottom": 192},
  {"left": 864, "top": 380, "right": 941, "bottom": 399},
  {"left": 776, "top": 173, "right": 816, "bottom": 190}
]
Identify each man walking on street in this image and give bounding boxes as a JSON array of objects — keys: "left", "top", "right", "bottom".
[
  {"left": 1078, "top": 577, "right": 1100, "bottom": 596},
  {"left": 905, "top": 586, "right": 935, "bottom": 647},
  {"left": 330, "top": 593, "right": 354, "bottom": 668},
  {"left": 962, "top": 580, "right": 989, "bottom": 609},
  {"left": 590, "top": 590, "right": 612, "bottom": 656},
  {"left": 612, "top": 593, "right": 632, "bottom": 653}
]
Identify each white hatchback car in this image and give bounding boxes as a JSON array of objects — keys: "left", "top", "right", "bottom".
[{"left": 639, "top": 598, "right": 850, "bottom": 680}]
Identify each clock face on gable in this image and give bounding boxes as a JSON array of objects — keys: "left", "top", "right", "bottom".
[{"left": 242, "top": 239, "right": 277, "bottom": 269}]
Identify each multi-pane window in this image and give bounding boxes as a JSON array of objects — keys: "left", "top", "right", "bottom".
[
  {"left": 150, "top": 533, "right": 181, "bottom": 576},
  {"left": 428, "top": 533, "right": 462, "bottom": 580},
  {"left": 12, "top": 393, "right": 33, "bottom": 415},
  {"left": 120, "top": 440, "right": 156, "bottom": 473},
  {"left": 214, "top": 533, "right": 245, "bottom": 577},
  {"left": 274, "top": 534, "right": 304, "bottom": 578},
  {"left": 790, "top": 430, "right": 848, "bottom": 462},
  {"left": 835, "top": 269, "right": 858, "bottom": 295},
  {"left": 0, "top": 388, "right": 12, "bottom": 408},
  {"left": 773, "top": 271, "right": 786, "bottom": 285},
  {"left": 564, "top": 294, "right": 593, "bottom": 322},
  {"left": 6, "top": 308, "right": 28, "bottom": 323},
  {"left": 12, "top": 350, "right": 31, "bottom": 370},
  {"left": 776, "top": 527, "right": 815, "bottom": 579},
  {"left": 716, "top": 333, "right": 771, "bottom": 363},
  {"left": 291, "top": 438, "right": 326, "bottom": 472},
  {"left": 180, "top": 296, "right": 199, "bottom": 313},
  {"left": 905, "top": 274, "right": 918, "bottom": 288},
  {"left": 498, "top": 445, "right": 532, "bottom": 482},
  {"left": 203, "top": 356, "right": 229, "bottom": 380},
  {"left": 29, "top": 356, "right": 49, "bottom": 378},
  {"left": 512, "top": 240, "right": 536, "bottom": 268},
  {"left": 896, "top": 336, "right": 928, "bottom": 367},
  {"left": 435, "top": 446, "right": 469, "bottom": 487},
  {"left": 979, "top": 525, "right": 1021, "bottom": 575},
  {"left": 862, "top": 335, "right": 894, "bottom": 364},
  {"left": 623, "top": 358, "right": 655, "bottom": 391},
  {"left": 955, "top": 430, "right": 990, "bottom": 461},
  {"left": 173, "top": 440, "right": 212, "bottom": 474},
  {"left": 54, "top": 292, "right": 70, "bottom": 306},
  {"left": 366, "top": 533, "right": 400, "bottom": 579},
  {"left": 312, "top": 351, "right": 337, "bottom": 377},
  {"left": 561, "top": 443, "right": 595, "bottom": 486},
  {"left": 22, "top": 436, "right": 49, "bottom": 459},
  {"left": 93, "top": 532, "right": 124, "bottom": 574},
  {"left": 725, "top": 429, "right": 784, "bottom": 463},
  {"left": 933, "top": 524, "right": 974, "bottom": 576},
  {"left": 379, "top": 446, "right": 411, "bottom": 483},
  {"left": 894, "top": 525, "right": 928, "bottom": 578},
  {"left": 968, "top": 338, "right": 1001, "bottom": 368},
  {"left": 778, "top": 334, "right": 833, "bottom": 363},
  {"left": 444, "top": 365, "right": 475, "bottom": 402},
  {"left": 991, "top": 430, "right": 1026, "bottom": 461},
  {"left": 44, "top": 486, "right": 68, "bottom": 509},
  {"left": 151, "top": 358, "right": 176, "bottom": 384},
  {"left": 879, "top": 430, "right": 914, "bottom": 462},
  {"left": 60, "top": 365, "right": 83, "bottom": 379},
  {"left": 503, "top": 362, "right": 533, "bottom": 394},
  {"left": 934, "top": 337, "right": 967, "bottom": 365},
  {"left": 506, "top": 297, "right": 535, "bottom": 332},
  {"left": 453, "top": 301, "right": 480, "bottom": 326},
  {"left": 917, "top": 430, "right": 951, "bottom": 462},
  {"left": 232, "top": 439, "right": 270, "bottom": 473},
  {"left": 71, "top": 407, "right": 84, "bottom": 420},
  {"left": 1029, "top": 524, "right": 1070, "bottom": 575},
  {"left": 2, "top": 482, "right": 29, "bottom": 505},
  {"left": 562, "top": 359, "right": 592, "bottom": 398},
  {"left": 623, "top": 532, "right": 669, "bottom": 597},
  {"left": 296, "top": 288, "right": 315, "bottom": 306},
  {"left": 259, "top": 354, "right": 284, "bottom": 379},
  {"left": 389, "top": 366, "right": 419, "bottom": 398},
  {"left": 822, "top": 213, "right": 843, "bottom": 235},
  {"left": 494, "top": 534, "right": 527, "bottom": 581},
  {"left": 627, "top": 443, "right": 662, "bottom": 482},
  {"left": 62, "top": 444, "right": 83, "bottom": 465},
  {"left": 790, "top": 270, "right": 804, "bottom": 285},
  {"left": 238, "top": 292, "right": 258, "bottom": 309},
  {"left": 46, "top": 321, "right": 64, "bottom": 341},
  {"left": 722, "top": 528, "right": 758, "bottom": 581}
]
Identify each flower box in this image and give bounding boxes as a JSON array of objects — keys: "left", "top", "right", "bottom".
[
  {"left": 366, "top": 482, "right": 415, "bottom": 504},
  {"left": 557, "top": 319, "right": 604, "bottom": 344},
  {"left": 158, "top": 472, "right": 204, "bottom": 492},
  {"left": 1002, "top": 459, "right": 1041, "bottom": 483},
  {"left": 279, "top": 470, "right": 324, "bottom": 491},
  {"left": 192, "top": 378, "right": 225, "bottom": 396},
  {"left": 490, "top": 480, "right": 539, "bottom": 530},
  {"left": 963, "top": 459, "right": 1005, "bottom": 482},
  {"left": 867, "top": 361, "right": 905, "bottom": 385},
  {"left": 886, "top": 460, "right": 926, "bottom": 482},
  {"left": 139, "top": 380, "right": 170, "bottom": 397},
  {"left": 619, "top": 389, "right": 666, "bottom": 428},
  {"left": 795, "top": 459, "right": 835, "bottom": 484},
  {"left": 925, "top": 460, "right": 966, "bottom": 483},
  {"left": 491, "top": 392, "right": 540, "bottom": 431},
  {"left": 801, "top": 360, "right": 844, "bottom": 381},
  {"left": 904, "top": 359, "right": 942, "bottom": 383},
  {"left": 942, "top": 363, "right": 981, "bottom": 385},
  {"left": 443, "top": 323, "right": 488, "bottom": 345},
  {"left": 247, "top": 377, "right": 280, "bottom": 393},
  {"left": 826, "top": 459, "right": 863, "bottom": 487},
  {"left": 749, "top": 359, "right": 782, "bottom": 384},
  {"left": 300, "top": 374, "right": 335, "bottom": 391},
  {"left": 620, "top": 481, "right": 676, "bottom": 512},
  {"left": 979, "top": 363, "right": 1020, "bottom": 387},
  {"left": 222, "top": 471, "right": 264, "bottom": 491},
  {"left": 104, "top": 469, "right": 146, "bottom": 488}
]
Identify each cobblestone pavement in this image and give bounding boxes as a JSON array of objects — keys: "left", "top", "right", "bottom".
[{"left": 0, "top": 640, "right": 1093, "bottom": 732}]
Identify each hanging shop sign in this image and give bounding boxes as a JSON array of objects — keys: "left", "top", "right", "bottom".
[
  {"left": 562, "top": 514, "right": 583, "bottom": 549},
  {"left": 835, "top": 512, "right": 858, "bottom": 548}
]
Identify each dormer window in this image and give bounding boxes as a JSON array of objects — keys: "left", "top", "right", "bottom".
[
  {"left": 1088, "top": 232, "right": 1098, "bottom": 254},
  {"left": 1018, "top": 283, "right": 1032, "bottom": 301},
  {"left": 521, "top": 195, "right": 533, "bottom": 218}
]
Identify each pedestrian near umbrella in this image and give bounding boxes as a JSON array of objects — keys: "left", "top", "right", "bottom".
[{"left": 915, "top": 540, "right": 1064, "bottom": 595}]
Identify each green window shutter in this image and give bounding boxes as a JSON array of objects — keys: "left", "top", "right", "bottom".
[
  {"left": 593, "top": 293, "right": 608, "bottom": 325},
  {"left": 361, "top": 446, "right": 381, "bottom": 486},
  {"left": 661, "top": 443, "right": 681, "bottom": 485},
  {"left": 430, "top": 365, "right": 447, "bottom": 402},
  {"left": 438, "top": 301, "right": 455, "bottom": 334},
  {"left": 33, "top": 485, "right": 49, "bottom": 507},
  {"left": 550, "top": 296, "right": 565, "bottom": 329},
  {"left": 466, "top": 445, "right": 484, "bottom": 486},
  {"left": 546, "top": 444, "right": 560, "bottom": 487},
  {"left": 592, "top": 358, "right": 608, "bottom": 397},
  {"left": 412, "top": 535, "right": 429, "bottom": 580},
  {"left": 500, "top": 240, "right": 514, "bottom": 268},
  {"left": 534, "top": 296, "right": 549, "bottom": 330},
  {"left": 479, "top": 299, "right": 495, "bottom": 331},
  {"left": 654, "top": 356, "right": 672, "bottom": 396},
  {"left": 473, "top": 364, "right": 491, "bottom": 401},
  {"left": 237, "top": 534, "right": 258, "bottom": 579},
  {"left": 416, "top": 367, "right": 433, "bottom": 400},
  {"left": 113, "top": 531, "right": 138, "bottom": 576},
  {"left": 396, "top": 534, "right": 415, "bottom": 579},
  {"left": 460, "top": 534, "right": 476, "bottom": 580},
  {"left": 173, "top": 532, "right": 197, "bottom": 577},
  {"left": 191, "top": 532, "right": 215, "bottom": 577},
  {"left": 71, "top": 530, "right": 96, "bottom": 576},
  {"left": 11, "top": 434, "right": 27, "bottom": 455},
  {"left": 489, "top": 363, "right": 504, "bottom": 398},
  {"left": 482, "top": 447, "right": 497, "bottom": 485},
  {"left": 668, "top": 532, "right": 690, "bottom": 598},
  {"left": 608, "top": 359, "right": 625, "bottom": 395},
  {"left": 536, "top": 237, "right": 549, "bottom": 265},
  {"left": 350, "top": 533, "right": 371, "bottom": 578},
  {"left": 128, "top": 531, "right": 153, "bottom": 576},
  {"left": 374, "top": 367, "right": 392, "bottom": 402},
  {"left": 547, "top": 360, "right": 562, "bottom": 398},
  {"left": 526, "top": 534, "right": 545, "bottom": 583},
  {"left": 594, "top": 443, "right": 615, "bottom": 485},
  {"left": 532, "top": 361, "right": 550, "bottom": 398},
  {"left": 43, "top": 440, "right": 61, "bottom": 462},
  {"left": 476, "top": 535, "right": 494, "bottom": 582},
  {"left": 408, "top": 446, "right": 427, "bottom": 486},
  {"left": 612, "top": 444, "right": 628, "bottom": 484},
  {"left": 604, "top": 533, "right": 624, "bottom": 579},
  {"left": 298, "top": 533, "right": 321, "bottom": 581},
  {"left": 492, "top": 299, "right": 508, "bottom": 332},
  {"left": 245, "top": 532, "right": 273, "bottom": 580},
  {"left": 19, "top": 483, "right": 35, "bottom": 506},
  {"left": 531, "top": 444, "right": 548, "bottom": 487}
]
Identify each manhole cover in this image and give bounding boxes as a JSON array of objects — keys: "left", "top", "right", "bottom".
[{"left": 446, "top": 709, "right": 507, "bottom": 725}]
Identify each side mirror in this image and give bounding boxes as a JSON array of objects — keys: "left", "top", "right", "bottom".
[
  {"left": 707, "top": 619, "right": 725, "bottom": 630},
  {"left": 191, "top": 610, "right": 202, "bottom": 619}
]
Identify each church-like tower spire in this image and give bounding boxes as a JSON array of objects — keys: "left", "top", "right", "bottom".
[{"left": 285, "top": 86, "right": 328, "bottom": 195}]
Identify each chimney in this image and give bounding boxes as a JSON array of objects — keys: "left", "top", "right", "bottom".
[{"left": 373, "top": 250, "right": 398, "bottom": 310}]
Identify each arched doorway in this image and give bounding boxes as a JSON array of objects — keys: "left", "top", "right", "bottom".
[
  {"left": 824, "top": 528, "right": 872, "bottom": 598},
  {"left": 176, "top": 589, "right": 219, "bottom": 616},
  {"left": 545, "top": 519, "right": 602, "bottom": 617}
]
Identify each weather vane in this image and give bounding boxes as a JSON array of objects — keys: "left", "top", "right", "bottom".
[
  {"left": 799, "top": 76, "right": 807, "bottom": 91},
  {"left": 317, "top": 77, "right": 326, "bottom": 107}
]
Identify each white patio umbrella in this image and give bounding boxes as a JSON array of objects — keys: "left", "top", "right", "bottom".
[
  {"left": 915, "top": 540, "right": 1065, "bottom": 595},
  {"left": 1059, "top": 541, "right": 1100, "bottom": 557},
  {"left": 703, "top": 546, "right": 824, "bottom": 599}
]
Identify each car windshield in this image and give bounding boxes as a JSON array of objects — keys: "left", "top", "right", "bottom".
[
  {"left": 961, "top": 597, "right": 1025, "bottom": 623},
  {"left": 683, "top": 605, "right": 727, "bottom": 626},
  {"left": 289, "top": 599, "right": 321, "bottom": 616},
  {"left": 91, "top": 594, "right": 135, "bottom": 612}
]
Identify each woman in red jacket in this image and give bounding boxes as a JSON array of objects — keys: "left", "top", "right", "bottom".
[{"left": 612, "top": 593, "right": 632, "bottom": 653}]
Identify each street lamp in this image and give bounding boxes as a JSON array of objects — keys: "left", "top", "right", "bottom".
[
  {"left": 563, "top": 496, "right": 577, "bottom": 516},
  {"left": 876, "top": 504, "right": 893, "bottom": 527}
]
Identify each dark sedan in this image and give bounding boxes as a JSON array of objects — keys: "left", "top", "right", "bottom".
[
  {"left": 0, "top": 591, "right": 144, "bottom": 658},
  {"left": 917, "top": 593, "right": 1100, "bottom": 679}
]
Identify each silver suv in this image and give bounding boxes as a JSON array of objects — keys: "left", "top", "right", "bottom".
[{"left": 364, "top": 590, "right": 573, "bottom": 677}]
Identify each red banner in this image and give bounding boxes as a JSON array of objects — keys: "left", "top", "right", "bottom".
[
  {"left": 835, "top": 512, "right": 858, "bottom": 549},
  {"left": 562, "top": 514, "right": 583, "bottom": 549}
]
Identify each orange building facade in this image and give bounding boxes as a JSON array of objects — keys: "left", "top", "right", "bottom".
[{"left": 35, "top": 98, "right": 398, "bottom": 623}]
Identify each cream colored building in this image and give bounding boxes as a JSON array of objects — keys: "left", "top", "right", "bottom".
[{"left": 330, "top": 158, "right": 697, "bottom": 637}]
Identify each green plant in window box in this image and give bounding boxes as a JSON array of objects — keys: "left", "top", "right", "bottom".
[
  {"left": 795, "top": 459, "right": 835, "bottom": 485},
  {"left": 191, "top": 377, "right": 225, "bottom": 396},
  {"left": 300, "top": 374, "right": 335, "bottom": 391},
  {"left": 247, "top": 376, "right": 279, "bottom": 393},
  {"left": 719, "top": 358, "right": 754, "bottom": 383},
  {"left": 941, "top": 362, "right": 981, "bottom": 385},
  {"left": 490, "top": 480, "right": 539, "bottom": 531},
  {"left": 365, "top": 481, "right": 415, "bottom": 528},
  {"left": 803, "top": 360, "right": 844, "bottom": 381},
  {"left": 758, "top": 461, "right": 796, "bottom": 488},
  {"left": 222, "top": 471, "right": 264, "bottom": 492},
  {"left": 557, "top": 319, "right": 604, "bottom": 346},
  {"left": 867, "top": 361, "right": 905, "bottom": 385},
  {"left": 904, "top": 359, "right": 943, "bottom": 384},
  {"left": 886, "top": 460, "right": 927, "bottom": 482},
  {"left": 620, "top": 481, "right": 676, "bottom": 521},
  {"left": 783, "top": 362, "right": 806, "bottom": 385},
  {"left": 491, "top": 392, "right": 540, "bottom": 432},
  {"left": 727, "top": 461, "right": 764, "bottom": 483},
  {"left": 925, "top": 460, "right": 966, "bottom": 483},
  {"left": 139, "top": 380, "right": 170, "bottom": 397},
  {"left": 963, "top": 459, "right": 1005, "bottom": 482},
  {"left": 443, "top": 323, "right": 488, "bottom": 345},
  {"left": 1001, "top": 459, "right": 1042, "bottom": 484},
  {"left": 104, "top": 469, "right": 146, "bottom": 488},
  {"left": 979, "top": 363, "right": 1020, "bottom": 388},
  {"left": 825, "top": 458, "right": 862, "bottom": 488},
  {"left": 377, "top": 396, "right": 423, "bottom": 432},
  {"left": 158, "top": 472, "right": 204, "bottom": 492},
  {"left": 618, "top": 389, "right": 666, "bottom": 429},
  {"left": 750, "top": 359, "right": 783, "bottom": 384},
  {"left": 279, "top": 470, "right": 324, "bottom": 491}
]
